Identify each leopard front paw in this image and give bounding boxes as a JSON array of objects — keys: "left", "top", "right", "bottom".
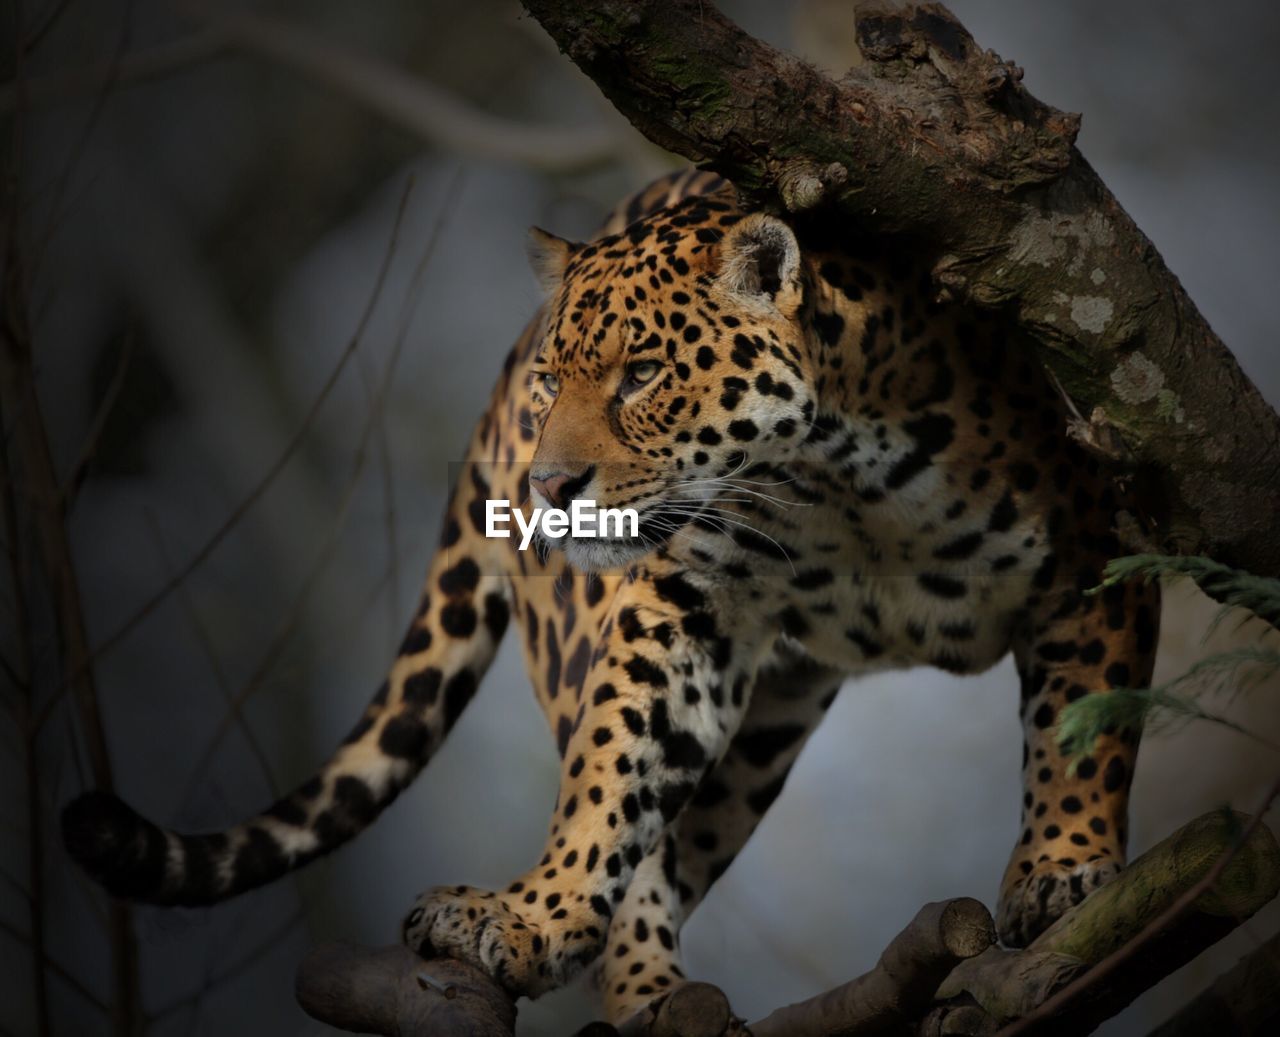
[
  {"left": 997, "top": 856, "right": 1121, "bottom": 947},
  {"left": 401, "top": 885, "right": 597, "bottom": 998}
]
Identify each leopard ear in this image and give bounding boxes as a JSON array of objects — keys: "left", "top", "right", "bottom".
[
  {"left": 527, "top": 227, "right": 579, "bottom": 295},
  {"left": 717, "top": 214, "right": 803, "bottom": 319}
]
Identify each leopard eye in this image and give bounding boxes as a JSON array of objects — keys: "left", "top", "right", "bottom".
[
  {"left": 625, "top": 361, "right": 662, "bottom": 388},
  {"left": 540, "top": 373, "right": 561, "bottom": 397}
]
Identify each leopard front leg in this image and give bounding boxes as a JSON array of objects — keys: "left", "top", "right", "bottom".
[
  {"left": 603, "top": 650, "right": 841, "bottom": 1024},
  {"left": 402, "top": 567, "right": 762, "bottom": 997},
  {"left": 997, "top": 562, "right": 1159, "bottom": 946}
]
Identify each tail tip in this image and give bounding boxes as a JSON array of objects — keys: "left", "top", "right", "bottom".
[{"left": 61, "top": 790, "right": 166, "bottom": 899}]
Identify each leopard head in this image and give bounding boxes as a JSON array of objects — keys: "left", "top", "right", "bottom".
[{"left": 525, "top": 198, "right": 816, "bottom": 571}]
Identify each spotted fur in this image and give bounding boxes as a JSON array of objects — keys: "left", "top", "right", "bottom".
[{"left": 62, "top": 170, "right": 1158, "bottom": 1022}]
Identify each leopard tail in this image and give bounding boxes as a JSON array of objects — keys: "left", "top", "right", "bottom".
[{"left": 60, "top": 353, "right": 524, "bottom": 906}]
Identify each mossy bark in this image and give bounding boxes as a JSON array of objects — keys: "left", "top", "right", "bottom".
[
  {"left": 521, "top": 0, "right": 1280, "bottom": 578},
  {"left": 293, "top": 815, "right": 1277, "bottom": 1035},
  {"left": 936, "top": 810, "right": 1280, "bottom": 1033}
]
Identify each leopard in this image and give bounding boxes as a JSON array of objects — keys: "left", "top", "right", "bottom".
[{"left": 62, "top": 169, "right": 1158, "bottom": 1024}]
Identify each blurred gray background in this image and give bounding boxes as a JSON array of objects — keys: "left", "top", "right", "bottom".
[{"left": 2, "top": 1, "right": 1278, "bottom": 1034}]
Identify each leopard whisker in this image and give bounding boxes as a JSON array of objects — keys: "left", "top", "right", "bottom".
[
  {"left": 673, "top": 480, "right": 802, "bottom": 509},
  {"left": 647, "top": 503, "right": 797, "bottom": 575}
]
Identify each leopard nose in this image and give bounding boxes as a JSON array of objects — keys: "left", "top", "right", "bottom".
[
  {"left": 531, "top": 473, "right": 571, "bottom": 509},
  {"left": 529, "top": 467, "right": 594, "bottom": 509}
]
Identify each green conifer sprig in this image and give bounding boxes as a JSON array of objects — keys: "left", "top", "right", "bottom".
[
  {"left": 1058, "top": 669, "right": 1280, "bottom": 763},
  {"left": 1061, "top": 555, "right": 1280, "bottom": 761},
  {"left": 1093, "top": 554, "right": 1280, "bottom": 632}
]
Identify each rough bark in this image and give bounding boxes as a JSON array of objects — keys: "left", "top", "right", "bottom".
[
  {"left": 293, "top": 812, "right": 1278, "bottom": 1036},
  {"left": 294, "top": 942, "right": 516, "bottom": 1037},
  {"left": 620, "top": 982, "right": 741, "bottom": 1037},
  {"left": 935, "top": 810, "right": 1280, "bottom": 1035},
  {"left": 751, "top": 897, "right": 995, "bottom": 1037},
  {"left": 519, "top": 0, "right": 1280, "bottom": 578}
]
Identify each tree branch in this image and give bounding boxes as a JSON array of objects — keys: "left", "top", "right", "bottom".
[
  {"left": 292, "top": 806, "right": 1278, "bottom": 1036},
  {"left": 289, "top": 11, "right": 1280, "bottom": 1033},
  {"left": 519, "top": 0, "right": 1280, "bottom": 578},
  {"left": 988, "top": 786, "right": 1280, "bottom": 1036},
  {"left": 937, "top": 807, "right": 1280, "bottom": 1035},
  {"left": 295, "top": 943, "right": 516, "bottom": 1037},
  {"left": 751, "top": 897, "right": 995, "bottom": 1037},
  {"left": 620, "top": 982, "right": 741, "bottom": 1037}
]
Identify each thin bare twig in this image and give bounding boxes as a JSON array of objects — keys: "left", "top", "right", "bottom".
[
  {"left": 31, "top": 0, "right": 134, "bottom": 288},
  {"left": 176, "top": 4, "right": 622, "bottom": 171},
  {"left": 2, "top": 3, "right": 142, "bottom": 1017},
  {"left": 0, "top": 860, "right": 30, "bottom": 904},
  {"left": 18, "top": 0, "right": 75, "bottom": 56},
  {"left": 145, "top": 906, "right": 305, "bottom": 1027},
  {"left": 33, "top": 178, "right": 415, "bottom": 738},
  {"left": 61, "top": 327, "right": 136, "bottom": 510},
  {"left": 177, "top": 890, "right": 310, "bottom": 1034},
  {"left": 18, "top": 638, "right": 48, "bottom": 1037},
  {"left": 0, "top": 0, "right": 29, "bottom": 283},
  {"left": 0, "top": 916, "right": 109, "bottom": 1016},
  {"left": 371, "top": 163, "right": 464, "bottom": 641},
  {"left": 174, "top": 470, "right": 361, "bottom": 808},
  {"left": 0, "top": 646, "right": 26, "bottom": 692},
  {"left": 354, "top": 343, "right": 401, "bottom": 641},
  {"left": 0, "top": 29, "right": 230, "bottom": 113},
  {"left": 143, "top": 510, "right": 280, "bottom": 799},
  {"left": 176, "top": 170, "right": 460, "bottom": 800},
  {"left": 0, "top": 387, "right": 49, "bottom": 1036}
]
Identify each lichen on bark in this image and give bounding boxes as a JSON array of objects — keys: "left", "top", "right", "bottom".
[{"left": 522, "top": 0, "right": 1280, "bottom": 577}]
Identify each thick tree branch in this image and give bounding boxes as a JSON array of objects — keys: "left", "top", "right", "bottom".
[
  {"left": 293, "top": 810, "right": 1278, "bottom": 1035},
  {"left": 937, "top": 809, "right": 1280, "bottom": 1035},
  {"left": 751, "top": 897, "right": 995, "bottom": 1037},
  {"left": 620, "top": 982, "right": 741, "bottom": 1037},
  {"left": 295, "top": 943, "right": 516, "bottom": 1037},
  {"left": 520, "top": 0, "right": 1280, "bottom": 577}
]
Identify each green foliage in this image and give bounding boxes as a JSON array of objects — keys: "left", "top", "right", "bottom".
[
  {"left": 1058, "top": 680, "right": 1277, "bottom": 766},
  {"left": 1093, "top": 554, "right": 1280, "bottom": 633},
  {"left": 1061, "top": 555, "right": 1280, "bottom": 760}
]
